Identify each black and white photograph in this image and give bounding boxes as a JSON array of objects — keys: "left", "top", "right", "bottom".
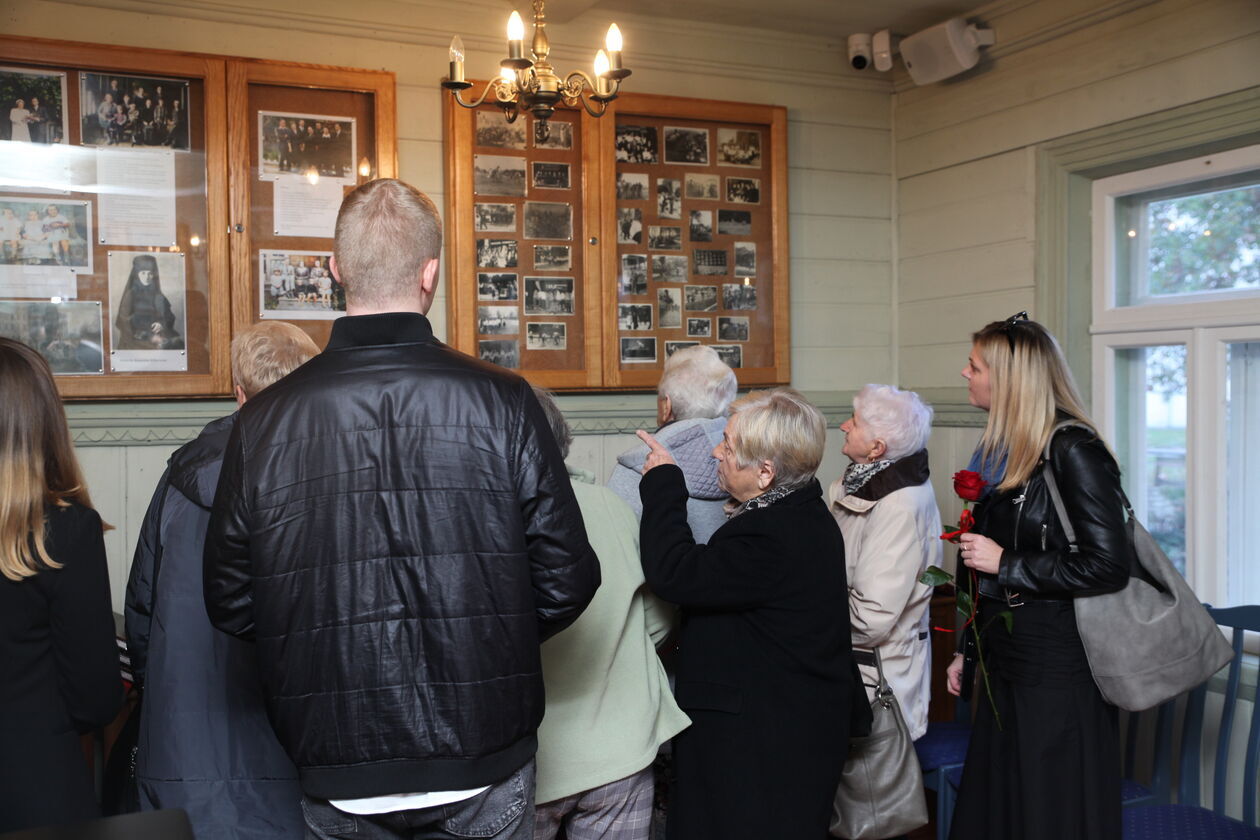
[
  {"left": 663, "top": 125, "right": 709, "bottom": 165},
  {"left": 712, "top": 343, "right": 743, "bottom": 369},
  {"left": 526, "top": 322, "right": 567, "bottom": 350},
  {"left": 108, "top": 250, "right": 187, "bottom": 370},
  {"left": 734, "top": 241, "right": 756, "bottom": 277},
  {"left": 617, "top": 172, "right": 648, "bottom": 201},
  {"left": 615, "top": 124, "right": 657, "bottom": 163},
  {"left": 79, "top": 72, "right": 188, "bottom": 149},
  {"left": 686, "top": 317, "right": 711, "bottom": 338},
  {"left": 651, "top": 254, "right": 688, "bottom": 283},
  {"left": 723, "top": 282, "right": 758, "bottom": 310},
  {"left": 726, "top": 176, "right": 761, "bottom": 204},
  {"left": 620, "top": 336, "right": 656, "bottom": 363},
  {"left": 477, "top": 272, "right": 518, "bottom": 301},
  {"left": 475, "top": 154, "right": 527, "bottom": 197},
  {"left": 474, "top": 202, "right": 516, "bottom": 232},
  {"left": 532, "top": 161, "right": 570, "bottom": 190},
  {"left": 656, "top": 178, "right": 681, "bottom": 218},
  {"left": 259, "top": 249, "right": 343, "bottom": 320},
  {"left": 657, "top": 287, "right": 681, "bottom": 328},
  {"left": 648, "top": 225, "right": 682, "bottom": 251},
  {"left": 477, "top": 238, "right": 518, "bottom": 268},
  {"left": 524, "top": 276, "right": 574, "bottom": 315},
  {"left": 684, "top": 284, "right": 718, "bottom": 312},
  {"left": 476, "top": 111, "right": 526, "bottom": 149},
  {"left": 694, "top": 248, "right": 728, "bottom": 276},
  {"left": 479, "top": 339, "right": 518, "bottom": 368},
  {"left": 716, "top": 128, "right": 762, "bottom": 167},
  {"left": 617, "top": 207, "right": 642, "bottom": 245},
  {"left": 0, "top": 198, "right": 92, "bottom": 272},
  {"left": 2, "top": 68, "right": 68, "bottom": 145},
  {"left": 620, "top": 254, "right": 648, "bottom": 296},
  {"left": 688, "top": 210, "right": 713, "bottom": 242},
  {"left": 0, "top": 301, "right": 103, "bottom": 375},
  {"left": 534, "top": 119, "right": 573, "bottom": 150},
  {"left": 259, "top": 111, "right": 356, "bottom": 180},
  {"left": 684, "top": 173, "right": 720, "bottom": 200},
  {"left": 618, "top": 303, "right": 652, "bottom": 331},
  {"left": 665, "top": 340, "right": 699, "bottom": 357},
  {"left": 524, "top": 201, "right": 573, "bottom": 240},
  {"left": 533, "top": 244, "right": 571, "bottom": 270},
  {"left": 718, "top": 209, "right": 753, "bottom": 236},
  {"left": 718, "top": 315, "right": 750, "bottom": 341},
  {"left": 477, "top": 304, "right": 519, "bottom": 335}
]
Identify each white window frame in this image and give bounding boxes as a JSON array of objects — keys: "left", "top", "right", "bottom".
[{"left": 1091, "top": 145, "right": 1260, "bottom": 607}]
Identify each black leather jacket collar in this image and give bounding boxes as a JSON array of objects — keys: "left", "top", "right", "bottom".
[{"left": 325, "top": 311, "right": 435, "bottom": 351}]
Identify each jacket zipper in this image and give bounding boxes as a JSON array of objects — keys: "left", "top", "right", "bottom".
[
  {"left": 1041, "top": 523, "right": 1048, "bottom": 551},
  {"left": 1011, "top": 492, "right": 1027, "bottom": 551}
]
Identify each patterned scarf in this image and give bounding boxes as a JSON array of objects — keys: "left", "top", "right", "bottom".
[
  {"left": 726, "top": 482, "right": 800, "bottom": 519},
  {"left": 841, "top": 459, "right": 895, "bottom": 496}
]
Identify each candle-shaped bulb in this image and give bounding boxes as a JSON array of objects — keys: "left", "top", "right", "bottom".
[
  {"left": 507, "top": 11, "right": 525, "bottom": 41},
  {"left": 449, "top": 35, "right": 465, "bottom": 62},
  {"left": 501, "top": 66, "right": 516, "bottom": 83},
  {"left": 605, "top": 23, "right": 623, "bottom": 52},
  {"left": 595, "top": 49, "right": 610, "bottom": 77}
]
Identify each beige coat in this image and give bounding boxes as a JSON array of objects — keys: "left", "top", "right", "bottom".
[{"left": 829, "top": 476, "right": 941, "bottom": 740}]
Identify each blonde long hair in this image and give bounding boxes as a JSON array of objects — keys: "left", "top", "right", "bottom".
[
  {"left": 973, "top": 317, "right": 1095, "bottom": 492},
  {"left": 0, "top": 338, "right": 96, "bottom": 581}
]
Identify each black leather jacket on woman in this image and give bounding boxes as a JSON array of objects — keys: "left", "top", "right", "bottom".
[
  {"left": 973, "top": 424, "right": 1131, "bottom": 602},
  {"left": 204, "top": 312, "right": 599, "bottom": 800}
]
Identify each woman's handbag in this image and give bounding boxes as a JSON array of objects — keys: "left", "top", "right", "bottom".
[
  {"left": 1042, "top": 423, "right": 1232, "bottom": 712},
  {"left": 829, "top": 648, "right": 928, "bottom": 840}
]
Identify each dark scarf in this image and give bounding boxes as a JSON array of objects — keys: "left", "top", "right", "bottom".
[
  {"left": 727, "top": 481, "right": 802, "bottom": 519},
  {"left": 844, "top": 449, "right": 931, "bottom": 502}
]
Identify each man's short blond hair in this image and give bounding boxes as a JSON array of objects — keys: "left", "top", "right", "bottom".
[
  {"left": 727, "top": 388, "right": 826, "bottom": 489},
  {"left": 231, "top": 321, "right": 320, "bottom": 399},
  {"left": 334, "top": 178, "right": 443, "bottom": 309}
]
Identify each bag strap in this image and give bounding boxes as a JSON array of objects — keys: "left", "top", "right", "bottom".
[{"left": 852, "top": 647, "right": 894, "bottom": 701}]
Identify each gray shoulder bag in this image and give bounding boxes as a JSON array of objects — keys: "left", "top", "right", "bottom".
[
  {"left": 1041, "top": 422, "right": 1232, "bottom": 712},
  {"left": 829, "top": 648, "right": 928, "bottom": 839}
]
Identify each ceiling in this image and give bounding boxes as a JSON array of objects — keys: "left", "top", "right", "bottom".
[{"left": 541, "top": 0, "right": 983, "bottom": 38}]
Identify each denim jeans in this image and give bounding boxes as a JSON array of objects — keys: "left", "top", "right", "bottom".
[{"left": 301, "top": 760, "right": 535, "bottom": 840}]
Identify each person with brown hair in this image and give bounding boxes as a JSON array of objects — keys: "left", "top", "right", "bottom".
[
  {"left": 0, "top": 337, "right": 122, "bottom": 831},
  {"left": 125, "top": 322, "right": 320, "bottom": 839},
  {"left": 947, "top": 312, "right": 1129, "bottom": 840}
]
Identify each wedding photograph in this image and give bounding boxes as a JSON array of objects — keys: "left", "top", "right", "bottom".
[
  {"left": 474, "top": 154, "right": 527, "bottom": 197},
  {"left": 2, "top": 67, "right": 67, "bottom": 144},
  {"left": 615, "top": 124, "right": 658, "bottom": 163},
  {"left": 664, "top": 125, "right": 709, "bottom": 165}
]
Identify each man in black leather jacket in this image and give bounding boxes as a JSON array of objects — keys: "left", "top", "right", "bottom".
[{"left": 204, "top": 179, "right": 599, "bottom": 840}]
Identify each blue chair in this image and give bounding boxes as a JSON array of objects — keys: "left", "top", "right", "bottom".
[
  {"left": 915, "top": 695, "right": 970, "bottom": 840},
  {"left": 1123, "top": 604, "right": 1260, "bottom": 839}
]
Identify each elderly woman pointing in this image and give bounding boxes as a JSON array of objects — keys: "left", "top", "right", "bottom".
[{"left": 637, "top": 388, "right": 858, "bottom": 840}]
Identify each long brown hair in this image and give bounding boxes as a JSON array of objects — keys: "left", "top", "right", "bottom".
[
  {"left": 0, "top": 338, "right": 96, "bottom": 580},
  {"left": 973, "top": 317, "right": 1095, "bottom": 492}
]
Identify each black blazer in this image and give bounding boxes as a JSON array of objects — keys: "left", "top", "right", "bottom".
[
  {"left": 640, "top": 465, "right": 854, "bottom": 840},
  {"left": 0, "top": 502, "right": 122, "bottom": 832}
]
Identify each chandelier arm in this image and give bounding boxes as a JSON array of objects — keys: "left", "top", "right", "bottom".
[
  {"left": 574, "top": 92, "right": 611, "bottom": 118},
  {"left": 447, "top": 79, "right": 505, "bottom": 110}
]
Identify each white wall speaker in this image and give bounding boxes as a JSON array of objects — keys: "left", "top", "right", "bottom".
[{"left": 901, "top": 18, "right": 995, "bottom": 85}]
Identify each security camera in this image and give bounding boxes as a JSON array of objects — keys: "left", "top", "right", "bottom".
[{"left": 848, "top": 33, "right": 873, "bottom": 70}]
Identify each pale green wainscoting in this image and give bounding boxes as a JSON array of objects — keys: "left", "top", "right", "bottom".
[{"left": 68, "top": 390, "right": 984, "bottom": 614}]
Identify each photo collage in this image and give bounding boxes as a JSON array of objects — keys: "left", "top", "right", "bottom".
[
  {"left": 1, "top": 66, "right": 198, "bottom": 375},
  {"left": 614, "top": 119, "right": 767, "bottom": 368},
  {"left": 473, "top": 110, "right": 580, "bottom": 369}
]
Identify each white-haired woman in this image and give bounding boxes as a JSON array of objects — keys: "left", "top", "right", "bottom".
[
  {"left": 608, "top": 344, "right": 737, "bottom": 542},
  {"left": 830, "top": 384, "right": 941, "bottom": 744},
  {"left": 637, "top": 388, "right": 859, "bottom": 840}
]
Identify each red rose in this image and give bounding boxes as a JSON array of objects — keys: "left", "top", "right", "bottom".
[
  {"left": 953, "top": 470, "right": 987, "bottom": 502},
  {"left": 959, "top": 508, "right": 975, "bottom": 531}
]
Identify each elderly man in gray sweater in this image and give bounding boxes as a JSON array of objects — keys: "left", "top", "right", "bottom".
[{"left": 607, "top": 345, "right": 736, "bottom": 544}]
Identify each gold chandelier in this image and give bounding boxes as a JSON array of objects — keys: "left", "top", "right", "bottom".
[{"left": 442, "top": 0, "right": 631, "bottom": 128}]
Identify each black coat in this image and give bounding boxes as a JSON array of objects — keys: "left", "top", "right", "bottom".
[
  {"left": 639, "top": 465, "right": 854, "bottom": 840},
  {"left": 204, "top": 312, "right": 599, "bottom": 800},
  {"left": 125, "top": 415, "right": 302, "bottom": 839},
  {"left": 0, "top": 503, "right": 122, "bottom": 832},
  {"left": 975, "top": 424, "right": 1130, "bottom": 601}
]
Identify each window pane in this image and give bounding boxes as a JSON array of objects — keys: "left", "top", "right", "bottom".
[
  {"left": 1115, "top": 174, "right": 1260, "bottom": 306},
  {"left": 1114, "top": 346, "right": 1187, "bottom": 572},
  {"left": 1226, "top": 342, "right": 1260, "bottom": 606}
]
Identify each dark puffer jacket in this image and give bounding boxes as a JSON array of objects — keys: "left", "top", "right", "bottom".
[
  {"left": 204, "top": 312, "right": 599, "bottom": 800},
  {"left": 974, "top": 423, "right": 1131, "bottom": 601}
]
